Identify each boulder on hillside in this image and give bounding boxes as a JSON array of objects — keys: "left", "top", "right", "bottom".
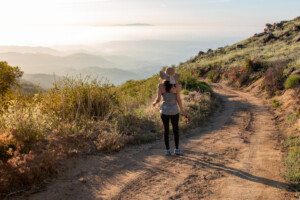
[
  {"left": 254, "top": 32, "right": 265, "bottom": 37},
  {"left": 291, "top": 69, "right": 300, "bottom": 75},
  {"left": 292, "top": 25, "right": 300, "bottom": 31},
  {"left": 294, "top": 16, "right": 300, "bottom": 20},
  {"left": 294, "top": 36, "right": 300, "bottom": 43},
  {"left": 265, "top": 23, "right": 273, "bottom": 31},
  {"left": 215, "top": 47, "right": 224, "bottom": 53},
  {"left": 236, "top": 44, "right": 244, "bottom": 49},
  {"left": 206, "top": 49, "right": 214, "bottom": 57},
  {"left": 272, "top": 23, "right": 283, "bottom": 30},
  {"left": 198, "top": 51, "right": 205, "bottom": 56},
  {"left": 263, "top": 33, "right": 275, "bottom": 43},
  {"left": 278, "top": 31, "right": 289, "bottom": 38},
  {"left": 199, "top": 67, "right": 210, "bottom": 76},
  {"left": 287, "top": 67, "right": 295, "bottom": 76}
]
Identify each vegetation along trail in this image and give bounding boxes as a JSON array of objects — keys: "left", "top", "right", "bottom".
[{"left": 29, "top": 83, "right": 294, "bottom": 200}]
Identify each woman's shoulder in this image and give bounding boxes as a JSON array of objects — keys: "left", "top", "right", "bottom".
[{"left": 158, "top": 83, "right": 165, "bottom": 88}]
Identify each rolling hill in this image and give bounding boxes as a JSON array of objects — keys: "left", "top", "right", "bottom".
[
  {"left": 0, "top": 52, "right": 115, "bottom": 74},
  {"left": 21, "top": 66, "right": 140, "bottom": 88}
]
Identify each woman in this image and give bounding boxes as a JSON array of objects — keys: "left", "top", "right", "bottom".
[{"left": 152, "top": 67, "right": 187, "bottom": 155}]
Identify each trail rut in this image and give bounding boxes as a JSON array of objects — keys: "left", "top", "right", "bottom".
[{"left": 29, "top": 84, "right": 294, "bottom": 200}]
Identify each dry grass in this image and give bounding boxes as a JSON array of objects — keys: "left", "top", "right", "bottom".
[{"left": 0, "top": 70, "right": 216, "bottom": 198}]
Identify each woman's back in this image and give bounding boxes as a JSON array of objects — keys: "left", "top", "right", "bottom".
[{"left": 160, "top": 84, "right": 179, "bottom": 115}]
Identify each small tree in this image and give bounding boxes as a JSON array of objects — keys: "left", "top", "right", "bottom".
[{"left": 0, "top": 61, "right": 23, "bottom": 96}]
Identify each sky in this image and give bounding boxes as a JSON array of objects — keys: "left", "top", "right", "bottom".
[{"left": 0, "top": 0, "right": 300, "bottom": 46}]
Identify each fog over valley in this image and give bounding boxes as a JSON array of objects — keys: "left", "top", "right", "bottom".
[{"left": 0, "top": 38, "right": 243, "bottom": 88}]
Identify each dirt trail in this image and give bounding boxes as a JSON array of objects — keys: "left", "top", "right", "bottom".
[{"left": 29, "top": 84, "right": 294, "bottom": 200}]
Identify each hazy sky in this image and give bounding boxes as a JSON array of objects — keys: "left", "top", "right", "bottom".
[{"left": 0, "top": 0, "right": 299, "bottom": 46}]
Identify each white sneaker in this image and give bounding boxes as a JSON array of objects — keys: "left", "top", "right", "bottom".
[{"left": 174, "top": 149, "right": 181, "bottom": 155}]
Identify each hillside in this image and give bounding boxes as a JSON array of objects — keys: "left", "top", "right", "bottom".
[
  {"left": 21, "top": 73, "right": 60, "bottom": 89},
  {"left": 178, "top": 16, "right": 300, "bottom": 120},
  {"left": 18, "top": 80, "right": 43, "bottom": 94},
  {"left": 178, "top": 17, "right": 300, "bottom": 85}
]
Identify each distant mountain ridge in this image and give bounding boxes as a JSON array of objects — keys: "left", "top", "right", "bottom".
[
  {"left": 21, "top": 66, "right": 140, "bottom": 88},
  {"left": 0, "top": 46, "right": 61, "bottom": 56},
  {"left": 0, "top": 52, "right": 114, "bottom": 73},
  {"left": 0, "top": 40, "right": 232, "bottom": 87}
]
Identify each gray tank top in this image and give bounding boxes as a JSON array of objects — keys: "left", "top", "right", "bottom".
[{"left": 160, "top": 92, "right": 179, "bottom": 115}]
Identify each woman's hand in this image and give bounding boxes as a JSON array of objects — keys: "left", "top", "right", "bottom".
[
  {"left": 181, "top": 111, "right": 187, "bottom": 117},
  {"left": 152, "top": 102, "right": 157, "bottom": 107}
]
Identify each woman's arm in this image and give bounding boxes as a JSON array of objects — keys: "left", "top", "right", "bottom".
[
  {"left": 176, "top": 84, "right": 187, "bottom": 116},
  {"left": 152, "top": 84, "right": 162, "bottom": 107}
]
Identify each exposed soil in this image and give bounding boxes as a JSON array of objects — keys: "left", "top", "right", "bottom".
[{"left": 24, "top": 84, "right": 295, "bottom": 200}]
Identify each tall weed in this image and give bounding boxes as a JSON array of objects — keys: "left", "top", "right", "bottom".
[
  {"left": 0, "top": 97, "right": 54, "bottom": 151},
  {"left": 44, "top": 76, "right": 117, "bottom": 129},
  {"left": 263, "top": 60, "right": 286, "bottom": 96}
]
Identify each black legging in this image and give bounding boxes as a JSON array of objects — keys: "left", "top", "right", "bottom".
[{"left": 160, "top": 113, "right": 179, "bottom": 150}]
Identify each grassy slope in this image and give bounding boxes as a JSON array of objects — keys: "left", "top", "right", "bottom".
[
  {"left": 180, "top": 17, "right": 300, "bottom": 73},
  {"left": 177, "top": 16, "right": 300, "bottom": 189}
]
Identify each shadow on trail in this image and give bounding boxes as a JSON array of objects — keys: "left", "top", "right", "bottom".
[{"left": 180, "top": 150, "right": 295, "bottom": 192}]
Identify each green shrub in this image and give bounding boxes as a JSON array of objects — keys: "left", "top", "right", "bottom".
[
  {"left": 271, "top": 98, "right": 280, "bottom": 107},
  {"left": 0, "top": 62, "right": 23, "bottom": 96},
  {"left": 178, "top": 70, "right": 213, "bottom": 94},
  {"left": 178, "top": 70, "right": 199, "bottom": 88},
  {"left": 207, "top": 70, "right": 220, "bottom": 83},
  {"left": 182, "top": 89, "right": 190, "bottom": 95},
  {"left": 181, "top": 92, "right": 217, "bottom": 128},
  {"left": 133, "top": 108, "right": 148, "bottom": 120},
  {"left": 244, "top": 57, "right": 266, "bottom": 72},
  {"left": 285, "top": 135, "right": 300, "bottom": 148},
  {"left": 286, "top": 111, "right": 300, "bottom": 126},
  {"left": 285, "top": 147, "right": 300, "bottom": 182},
  {"left": 117, "top": 75, "right": 159, "bottom": 107},
  {"left": 284, "top": 74, "right": 300, "bottom": 89},
  {"left": 196, "top": 81, "right": 213, "bottom": 94}
]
